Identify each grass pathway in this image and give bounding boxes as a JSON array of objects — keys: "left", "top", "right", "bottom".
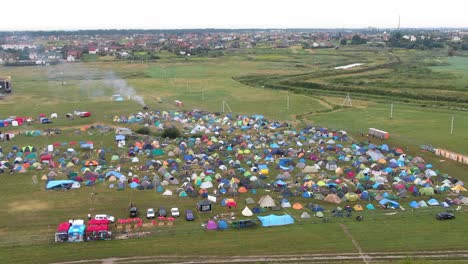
[{"left": 339, "top": 223, "right": 369, "bottom": 264}]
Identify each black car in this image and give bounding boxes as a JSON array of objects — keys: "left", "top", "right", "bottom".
[
  {"left": 130, "top": 207, "right": 138, "bottom": 218},
  {"left": 158, "top": 207, "right": 167, "bottom": 217},
  {"left": 185, "top": 210, "right": 195, "bottom": 221},
  {"left": 436, "top": 212, "right": 455, "bottom": 220}
]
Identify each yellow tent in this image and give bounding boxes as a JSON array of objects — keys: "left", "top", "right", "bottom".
[
  {"left": 353, "top": 204, "right": 364, "bottom": 211},
  {"left": 41, "top": 175, "right": 48, "bottom": 180},
  {"left": 451, "top": 185, "right": 467, "bottom": 192}
]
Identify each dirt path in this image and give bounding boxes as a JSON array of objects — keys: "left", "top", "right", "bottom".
[
  {"left": 339, "top": 223, "right": 369, "bottom": 264},
  {"left": 52, "top": 250, "right": 468, "bottom": 264}
]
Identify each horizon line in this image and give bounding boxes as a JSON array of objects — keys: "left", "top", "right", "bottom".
[{"left": 1, "top": 27, "right": 468, "bottom": 32}]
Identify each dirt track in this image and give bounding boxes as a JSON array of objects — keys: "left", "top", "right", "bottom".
[{"left": 52, "top": 250, "right": 468, "bottom": 264}]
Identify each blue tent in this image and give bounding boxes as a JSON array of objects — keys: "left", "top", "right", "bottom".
[
  {"left": 310, "top": 204, "right": 324, "bottom": 212},
  {"left": 276, "top": 180, "right": 287, "bottom": 186},
  {"left": 257, "top": 214, "right": 294, "bottom": 227},
  {"left": 130, "top": 182, "right": 140, "bottom": 189},
  {"left": 366, "top": 204, "right": 375, "bottom": 210},
  {"left": 409, "top": 201, "right": 420, "bottom": 209},
  {"left": 156, "top": 186, "right": 164, "bottom": 192},
  {"left": 360, "top": 191, "right": 369, "bottom": 200},
  {"left": 46, "top": 180, "right": 76, "bottom": 189},
  {"left": 218, "top": 220, "right": 229, "bottom": 230},
  {"left": 427, "top": 198, "right": 439, "bottom": 206},
  {"left": 302, "top": 192, "right": 312, "bottom": 198}
]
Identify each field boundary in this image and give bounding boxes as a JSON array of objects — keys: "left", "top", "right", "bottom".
[{"left": 51, "top": 250, "right": 468, "bottom": 264}]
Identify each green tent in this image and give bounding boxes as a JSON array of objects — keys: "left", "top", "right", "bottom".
[
  {"left": 419, "top": 187, "right": 435, "bottom": 196},
  {"left": 345, "top": 192, "right": 359, "bottom": 202},
  {"left": 152, "top": 149, "right": 165, "bottom": 156}
]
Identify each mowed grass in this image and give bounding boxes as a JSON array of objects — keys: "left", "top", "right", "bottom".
[
  {"left": 0, "top": 47, "right": 468, "bottom": 263},
  {"left": 307, "top": 103, "right": 468, "bottom": 156}
]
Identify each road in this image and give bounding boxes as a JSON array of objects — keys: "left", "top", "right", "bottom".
[{"left": 52, "top": 250, "right": 468, "bottom": 264}]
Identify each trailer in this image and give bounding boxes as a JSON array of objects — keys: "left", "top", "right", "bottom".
[{"left": 368, "top": 128, "right": 389, "bottom": 139}]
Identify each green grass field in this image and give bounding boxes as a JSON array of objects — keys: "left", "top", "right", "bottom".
[{"left": 0, "top": 46, "right": 467, "bottom": 263}]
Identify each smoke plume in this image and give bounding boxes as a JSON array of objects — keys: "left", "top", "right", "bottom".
[{"left": 104, "top": 71, "right": 145, "bottom": 106}]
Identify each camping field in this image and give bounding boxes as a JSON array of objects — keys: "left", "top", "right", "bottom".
[{"left": 0, "top": 46, "right": 468, "bottom": 263}]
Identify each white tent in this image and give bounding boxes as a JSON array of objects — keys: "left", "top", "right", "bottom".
[
  {"left": 258, "top": 195, "right": 276, "bottom": 208},
  {"left": 242, "top": 206, "right": 253, "bottom": 216},
  {"left": 300, "top": 212, "right": 311, "bottom": 219},
  {"left": 71, "top": 182, "right": 81, "bottom": 189},
  {"left": 281, "top": 200, "right": 292, "bottom": 208},
  {"left": 162, "top": 189, "right": 173, "bottom": 196},
  {"left": 200, "top": 181, "right": 214, "bottom": 189},
  {"left": 303, "top": 165, "right": 319, "bottom": 173}
]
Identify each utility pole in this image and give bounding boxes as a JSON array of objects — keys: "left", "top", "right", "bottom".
[
  {"left": 390, "top": 102, "right": 394, "bottom": 119},
  {"left": 450, "top": 115, "right": 454, "bottom": 135}
]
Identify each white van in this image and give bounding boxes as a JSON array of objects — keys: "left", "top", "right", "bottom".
[{"left": 94, "top": 214, "right": 115, "bottom": 223}]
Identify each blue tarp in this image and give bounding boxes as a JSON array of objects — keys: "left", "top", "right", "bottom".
[
  {"left": 115, "top": 135, "right": 125, "bottom": 141},
  {"left": 46, "top": 180, "right": 76, "bottom": 189},
  {"left": 379, "top": 198, "right": 400, "bottom": 208},
  {"left": 106, "top": 171, "right": 123, "bottom": 178},
  {"left": 257, "top": 214, "right": 294, "bottom": 227}
]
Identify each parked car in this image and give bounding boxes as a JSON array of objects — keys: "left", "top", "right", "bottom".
[
  {"left": 436, "top": 212, "right": 455, "bottom": 220},
  {"left": 130, "top": 207, "right": 138, "bottom": 218},
  {"left": 158, "top": 207, "right": 167, "bottom": 217},
  {"left": 146, "top": 208, "right": 155, "bottom": 219},
  {"left": 170, "top": 207, "right": 180, "bottom": 217},
  {"left": 185, "top": 210, "right": 195, "bottom": 221},
  {"left": 94, "top": 214, "right": 115, "bottom": 223},
  {"left": 40, "top": 118, "right": 52, "bottom": 124}
]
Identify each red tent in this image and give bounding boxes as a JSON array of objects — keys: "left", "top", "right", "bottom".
[
  {"left": 88, "top": 219, "right": 109, "bottom": 225},
  {"left": 57, "top": 222, "right": 71, "bottom": 232}
]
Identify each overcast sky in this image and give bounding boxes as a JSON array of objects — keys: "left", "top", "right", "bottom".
[{"left": 1, "top": 0, "right": 467, "bottom": 30}]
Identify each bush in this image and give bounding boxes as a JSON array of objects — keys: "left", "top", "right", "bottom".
[
  {"left": 135, "top": 127, "right": 151, "bottom": 135},
  {"left": 162, "top": 127, "right": 181, "bottom": 139}
]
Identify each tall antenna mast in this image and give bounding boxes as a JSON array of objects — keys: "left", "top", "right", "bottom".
[{"left": 398, "top": 14, "right": 401, "bottom": 30}]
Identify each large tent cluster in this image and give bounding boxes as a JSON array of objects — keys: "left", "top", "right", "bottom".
[{"left": 2, "top": 109, "right": 465, "bottom": 211}]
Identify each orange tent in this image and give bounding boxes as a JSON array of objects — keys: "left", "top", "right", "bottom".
[
  {"left": 292, "top": 203, "right": 304, "bottom": 210},
  {"left": 84, "top": 160, "right": 99, "bottom": 166},
  {"left": 238, "top": 187, "right": 248, "bottom": 193}
]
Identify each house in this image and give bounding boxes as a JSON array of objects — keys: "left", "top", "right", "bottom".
[
  {"left": 88, "top": 47, "right": 98, "bottom": 54},
  {"left": 67, "top": 50, "right": 82, "bottom": 60}
]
